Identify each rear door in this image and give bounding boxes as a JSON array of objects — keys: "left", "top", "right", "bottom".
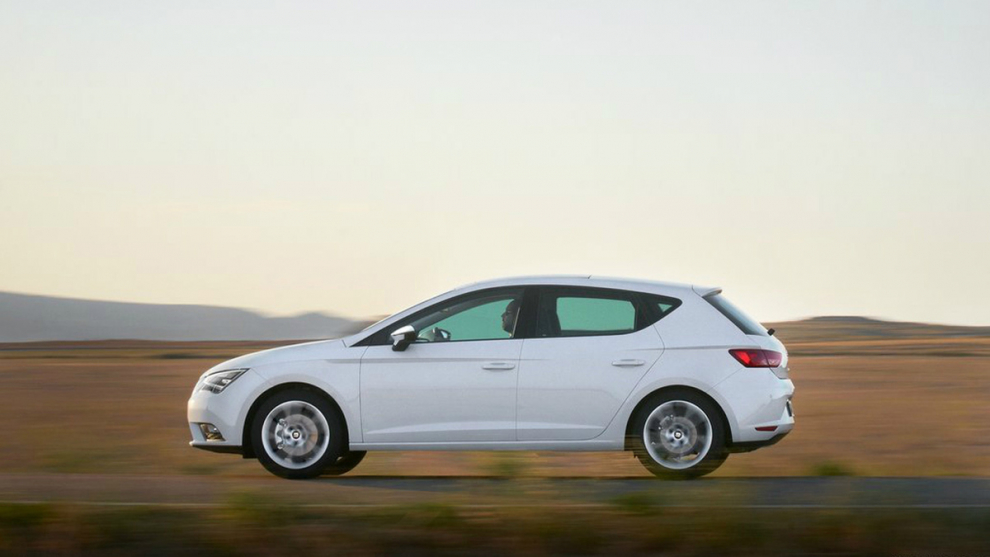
[{"left": 516, "top": 286, "right": 665, "bottom": 441}]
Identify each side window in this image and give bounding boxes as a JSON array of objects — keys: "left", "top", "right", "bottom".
[
  {"left": 537, "top": 289, "right": 638, "bottom": 338},
  {"left": 645, "top": 294, "right": 682, "bottom": 322},
  {"left": 404, "top": 289, "right": 524, "bottom": 343},
  {"left": 557, "top": 297, "right": 635, "bottom": 334}
]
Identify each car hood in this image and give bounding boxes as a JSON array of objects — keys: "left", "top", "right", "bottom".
[{"left": 203, "top": 339, "right": 348, "bottom": 375}]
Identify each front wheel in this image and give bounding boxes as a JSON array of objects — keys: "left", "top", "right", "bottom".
[
  {"left": 631, "top": 390, "right": 727, "bottom": 479},
  {"left": 251, "top": 389, "right": 346, "bottom": 479}
]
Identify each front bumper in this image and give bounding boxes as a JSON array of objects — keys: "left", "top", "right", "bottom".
[
  {"left": 188, "top": 439, "right": 243, "bottom": 454},
  {"left": 187, "top": 368, "right": 268, "bottom": 452}
]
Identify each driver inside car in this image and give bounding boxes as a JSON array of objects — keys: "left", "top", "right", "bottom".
[
  {"left": 417, "top": 297, "right": 521, "bottom": 342},
  {"left": 501, "top": 298, "right": 520, "bottom": 336}
]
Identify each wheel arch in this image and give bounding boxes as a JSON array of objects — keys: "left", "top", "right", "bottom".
[
  {"left": 623, "top": 385, "right": 732, "bottom": 451},
  {"left": 241, "top": 382, "right": 347, "bottom": 459}
]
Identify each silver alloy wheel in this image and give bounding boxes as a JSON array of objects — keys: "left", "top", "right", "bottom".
[
  {"left": 260, "top": 400, "right": 330, "bottom": 470},
  {"left": 643, "top": 400, "right": 713, "bottom": 470}
]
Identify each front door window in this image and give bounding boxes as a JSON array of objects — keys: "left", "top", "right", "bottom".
[{"left": 407, "top": 290, "right": 523, "bottom": 343}]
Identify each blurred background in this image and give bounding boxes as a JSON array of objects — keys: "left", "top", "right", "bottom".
[{"left": 1, "top": 1, "right": 988, "bottom": 555}]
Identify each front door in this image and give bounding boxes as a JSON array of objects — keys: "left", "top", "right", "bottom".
[{"left": 360, "top": 288, "right": 525, "bottom": 444}]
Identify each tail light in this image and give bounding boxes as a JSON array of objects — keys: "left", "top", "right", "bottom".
[{"left": 729, "top": 348, "right": 783, "bottom": 368}]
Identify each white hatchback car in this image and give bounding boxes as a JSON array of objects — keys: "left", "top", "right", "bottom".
[{"left": 188, "top": 276, "right": 794, "bottom": 479}]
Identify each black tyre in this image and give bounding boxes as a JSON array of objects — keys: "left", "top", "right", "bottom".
[
  {"left": 321, "top": 451, "right": 367, "bottom": 476},
  {"left": 251, "top": 388, "right": 346, "bottom": 479},
  {"left": 631, "top": 389, "right": 728, "bottom": 479}
]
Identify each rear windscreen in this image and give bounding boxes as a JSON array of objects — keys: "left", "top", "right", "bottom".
[{"left": 705, "top": 294, "right": 768, "bottom": 336}]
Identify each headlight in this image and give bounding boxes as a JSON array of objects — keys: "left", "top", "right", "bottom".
[{"left": 200, "top": 368, "right": 248, "bottom": 394}]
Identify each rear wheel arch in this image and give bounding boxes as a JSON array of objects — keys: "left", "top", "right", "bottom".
[
  {"left": 623, "top": 385, "right": 732, "bottom": 451},
  {"left": 241, "top": 382, "right": 347, "bottom": 459}
]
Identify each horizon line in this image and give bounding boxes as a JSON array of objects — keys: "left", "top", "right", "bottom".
[{"left": 2, "top": 288, "right": 988, "bottom": 329}]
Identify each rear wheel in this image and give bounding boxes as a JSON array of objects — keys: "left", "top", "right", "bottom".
[
  {"left": 321, "top": 451, "right": 367, "bottom": 476},
  {"left": 631, "top": 390, "right": 727, "bottom": 479},
  {"left": 251, "top": 389, "right": 345, "bottom": 479}
]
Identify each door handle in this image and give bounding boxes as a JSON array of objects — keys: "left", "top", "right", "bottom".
[
  {"left": 482, "top": 362, "right": 516, "bottom": 371},
  {"left": 612, "top": 359, "right": 645, "bottom": 367}
]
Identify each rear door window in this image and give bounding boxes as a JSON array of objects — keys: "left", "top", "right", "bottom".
[
  {"left": 556, "top": 297, "right": 636, "bottom": 335},
  {"left": 536, "top": 287, "right": 665, "bottom": 338}
]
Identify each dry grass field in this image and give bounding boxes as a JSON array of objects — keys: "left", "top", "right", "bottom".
[
  {"left": 1, "top": 337, "right": 987, "bottom": 479},
  {"left": 1, "top": 337, "right": 988, "bottom": 556}
]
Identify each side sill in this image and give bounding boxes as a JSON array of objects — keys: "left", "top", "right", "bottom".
[{"left": 350, "top": 440, "right": 623, "bottom": 451}]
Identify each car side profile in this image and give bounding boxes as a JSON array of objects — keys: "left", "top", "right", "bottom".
[{"left": 187, "top": 276, "right": 795, "bottom": 479}]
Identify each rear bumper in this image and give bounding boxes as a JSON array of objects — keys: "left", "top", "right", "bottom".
[
  {"left": 711, "top": 369, "right": 795, "bottom": 444},
  {"left": 727, "top": 429, "right": 791, "bottom": 453}
]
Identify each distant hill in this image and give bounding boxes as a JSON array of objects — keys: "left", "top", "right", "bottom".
[
  {"left": 0, "top": 291, "right": 369, "bottom": 342},
  {"left": 765, "top": 316, "right": 990, "bottom": 345},
  {"left": 2, "top": 291, "right": 987, "bottom": 344}
]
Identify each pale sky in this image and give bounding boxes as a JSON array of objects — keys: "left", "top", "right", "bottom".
[{"left": 1, "top": 1, "right": 988, "bottom": 325}]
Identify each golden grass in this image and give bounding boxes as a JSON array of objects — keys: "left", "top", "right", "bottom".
[{"left": 787, "top": 337, "right": 990, "bottom": 357}]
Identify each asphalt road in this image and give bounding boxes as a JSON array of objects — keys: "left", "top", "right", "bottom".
[{"left": 1, "top": 475, "right": 988, "bottom": 509}]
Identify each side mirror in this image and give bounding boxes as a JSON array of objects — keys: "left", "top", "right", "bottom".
[{"left": 390, "top": 325, "right": 417, "bottom": 352}]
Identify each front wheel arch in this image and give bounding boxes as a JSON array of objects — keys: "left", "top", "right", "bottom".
[
  {"left": 241, "top": 382, "right": 347, "bottom": 459},
  {"left": 623, "top": 385, "right": 731, "bottom": 451}
]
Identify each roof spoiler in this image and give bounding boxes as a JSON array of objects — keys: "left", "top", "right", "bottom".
[{"left": 692, "top": 285, "right": 722, "bottom": 298}]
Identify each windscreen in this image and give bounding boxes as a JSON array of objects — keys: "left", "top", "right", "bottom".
[{"left": 705, "top": 294, "right": 768, "bottom": 336}]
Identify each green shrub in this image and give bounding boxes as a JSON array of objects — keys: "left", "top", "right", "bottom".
[{"left": 811, "top": 461, "right": 856, "bottom": 476}]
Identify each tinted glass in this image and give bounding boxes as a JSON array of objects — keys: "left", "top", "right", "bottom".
[
  {"left": 656, "top": 300, "right": 675, "bottom": 314},
  {"left": 557, "top": 297, "right": 635, "bottom": 333},
  {"left": 645, "top": 294, "right": 681, "bottom": 319},
  {"left": 537, "top": 289, "right": 639, "bottom": 337},
  {"left": 409, "top": 292, "right": 522, "bottom": 342},
  {"left": 705, "top": 294, "right": 767, "bottom": 336}
]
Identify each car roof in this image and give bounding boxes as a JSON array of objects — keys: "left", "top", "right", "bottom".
[{"left": 453, "top": 275, "right": 715, "bottom": 297}]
